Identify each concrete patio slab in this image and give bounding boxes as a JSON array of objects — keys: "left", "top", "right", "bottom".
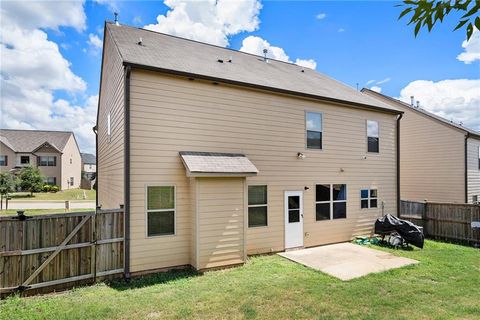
[{"left": 278, "top": 242, "right": 418, "bottom": 281}]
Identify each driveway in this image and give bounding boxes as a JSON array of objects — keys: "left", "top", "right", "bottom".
[
  {"left": 6, "top": 200, "right": 96, "bottom": 209},
  {"left": 278, "top": 242, "right": 418, "bottom": 281}
]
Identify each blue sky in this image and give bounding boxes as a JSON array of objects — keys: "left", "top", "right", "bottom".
[{"left": 1, "top": 0, "right": 479, "bottom": 153}]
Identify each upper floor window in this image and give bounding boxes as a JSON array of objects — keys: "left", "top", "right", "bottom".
[
  {"left": 20, "top": 156, "right": 30, "bottom": 164},
  {"left": 306, "top": 112, "right": 322, "bottom": 149},
  {"left": 38, "top": 156, "right": 56, "bottom": 166},
  {"left": 147, "top": 186, "right": 175, "bottom": 237},
  {"left": 315, "top": 184, "right": 347, "bottom": 221},
  {"left": 367, "top": 120, "right": 379, "bottom": 153},
  {"left": 248, "top": 185, "right": 268, "bottom": 227},
  {"left": 361, "top": 189, "right": 378, "bottom": 209},
  {"left": 0, "top": 155, "right": 7, "bottom": 166}
]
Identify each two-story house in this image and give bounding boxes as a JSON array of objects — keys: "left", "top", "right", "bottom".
[
  {"left": 0, "top": 129, "right": 82, "bottom": 190},
  {"left": 363, "top": 88, "right": 480, "bottom": 204},
  {"left": 96, "top": 22, "right": 402, "bottom": 276}
]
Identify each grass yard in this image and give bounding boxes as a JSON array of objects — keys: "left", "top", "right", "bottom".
[
  {"left": 0, "top": 208, "right": 94, "bottom": 216},
  {"left": 8, "top": 189, "right": 96, "bottom": 201},
  {"left": 1, "top": 240, "right": 479, "bottom": 320}
]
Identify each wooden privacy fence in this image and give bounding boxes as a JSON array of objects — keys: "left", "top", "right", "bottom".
[
  {"left": 400, "top": 200, "right": 480, "bottom": 245},
  {"left": 0, "top": 208, "right": 124, "bottom": 296}
]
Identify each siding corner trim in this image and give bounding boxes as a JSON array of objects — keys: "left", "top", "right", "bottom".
[{"left": 124, "top": 64, "right": 132, "bottom": 280}]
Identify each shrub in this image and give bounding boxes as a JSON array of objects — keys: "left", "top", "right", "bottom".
[
  {"left": 50, "top": 185, "right": 60, "bottom": 193},
  {"left": 42, "top": 184, "right": 52, "bottom": 192}
]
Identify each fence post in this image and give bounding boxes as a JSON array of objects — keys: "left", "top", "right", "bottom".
[
  {"left": 423, "top": 200, "right": 428, "bottom": 235},
  {"left": 91, "top": 209, "right": 97, "bottom": 283}
]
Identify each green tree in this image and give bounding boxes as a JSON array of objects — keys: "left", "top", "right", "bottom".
[
  {"left": 398, "top": 0, "right": 480, "bottom": 40},
  {"left": 0, "top": 172, "right": 16, "bottom": 210},
  {"left": 18, "top": 165, "right": 44, "bottom": 196}
]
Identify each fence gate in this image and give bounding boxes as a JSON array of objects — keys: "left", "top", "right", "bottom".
[{"left": 0, "top": 208, "right": 124, "bottom": 295}]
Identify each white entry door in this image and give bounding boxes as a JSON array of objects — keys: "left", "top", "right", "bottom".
[{"left": 284, "top": 191, "right": 304, "bottom": 249}]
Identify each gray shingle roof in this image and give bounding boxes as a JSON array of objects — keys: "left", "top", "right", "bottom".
[
  {"left": 106, "top": 22, "right": 401, "bottom": 114},
  {"left": 179, "top": 151, "right": 258, "bottom": 177},
  {"left": 362, "top": 88, "right": 480, "bottom": 139},
  {"left": 81, "top": 153, "right": 96, "bottom": 164},
  {"left": 0, "top": 129, "right": 73, "bottom": 153}
]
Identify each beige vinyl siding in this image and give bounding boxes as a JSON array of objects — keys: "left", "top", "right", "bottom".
[
  {"left": 196, "top": 178, "right": 245, "bottom": 269},
  {"left": 362, "top": 91, "right": 466, "bottom": 203},
  {"left": 128, "top": 69, "right": 398, "bottom": 271},
  {"left": 60, "top": 135, "right": 82, "bottom": 190},
  {"left": 97, "top": 28, "right": 125, "bottom": 209},
  {"left": 400, "top": 110, "right": 465, "bottom": 203},
  {"left": 467, "top": 137, "right": 480, "bottom": 203}
]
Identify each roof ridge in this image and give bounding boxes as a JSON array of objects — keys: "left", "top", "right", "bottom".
[
  {"left": 0, "top": 128, "right": 73, "bottom": 134},
  {"left": 106, "top": 21, "right": 309, "bottom": 69}
]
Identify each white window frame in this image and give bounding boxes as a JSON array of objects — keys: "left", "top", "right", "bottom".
[
  {"left": 367, "top": 120, "right": 379, "bottom": 153},
  {"left": 361, "top": 188, "right": 378, "bottom": 209},
  {"left": 107, "top": 112, "right": 111, "bottom": 142},
  {"left": 45, "top": 177, "right": 56, "bottom": 185},
  {"left": 315, "top": 184, "right": 347, "bottom": 221},
  {"left": 145, "top": 185, "right": 176, "bottom": 238},
  {"left": 305, "top": 111, "right": 323, "bottom": 150},
  {"left": 247, "top": 184, "right": 268, "bottom": 228}
]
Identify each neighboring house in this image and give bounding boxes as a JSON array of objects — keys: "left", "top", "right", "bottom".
[
  {"left": 81, "top": 153, "right": 97, "bottom": 190},
  {"left": 81, "top": 153, "right": 97, "bottom": 174},
  {"left": 96, "top": 22, "right": 402, "bottom": 275},
  {"left": 0, "top": 129, "right": 82, "bottom": 190},
  {"left": 362, "top": 88, "right": 480, "bottom": 204}
]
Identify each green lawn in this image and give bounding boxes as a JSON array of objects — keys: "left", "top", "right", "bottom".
[
  {"left": 1, "top": 240, "right": 479, "bottom": 320},
  {"left": 0, "top": 208, "right": 94, "bottom": 216},
  {"left": 7, "top": 189, "right": 96, "bottom": 201}
]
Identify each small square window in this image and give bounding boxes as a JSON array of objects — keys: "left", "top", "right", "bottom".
[
  {"left": 361, "top": 189, "right": 378, "bottom": 209},
  {"left": 21, "top": 156, "right": 30, "bottom": 164}
]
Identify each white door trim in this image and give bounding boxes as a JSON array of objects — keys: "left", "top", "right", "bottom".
[{"left": 284, "top": 191, "right": 304, "bottom": 249}]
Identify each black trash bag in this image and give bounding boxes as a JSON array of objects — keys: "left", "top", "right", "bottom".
[{"left": 375, "top": 214, "right": 424, "bottom": 248}]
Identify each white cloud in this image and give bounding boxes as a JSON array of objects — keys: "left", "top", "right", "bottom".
[
  {"left": 370, "top": 86, "right": 382, "bottom": 93},
  {"left": 338, "top": 28, "right": 345, "bottom": 33},
  {"left": 366, "top": 80, "right": 375, "bottom": 85},
  {"left": 240, "top": 36, "right": 317, "bottom": 69},
  {"left": 0, "top": 0, "right": 86, "bottom": 32},
  {"left": 397, "top": 79, "right": 480, "bottom": 131},
  {"left": 316, "top": 13, "right": 326, "bottom": 20},
  {"left": 457, "top": 28, "right": 480, "bottom": 64},
  {"left": 144, "top": 0, "right": 261, "bottom": 46},
  {"left": 295, "top": 59, "right": 317, "bottom": 70},
  {"left": 87, "top": 33, "right": 103, "bottom": 54},
  {"left": 0, "top": 0, "right": 96, "bottom": 152},
  {"left": 376, "top": 77, "right": 391, "bottom": 85}
]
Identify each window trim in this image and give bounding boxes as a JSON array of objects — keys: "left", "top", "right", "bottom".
[
  {"left": 366, "top": 120, "right": 380, "bottom": 154},
  {"left": 247, "top": 184, "right": 268, "bottom": 228},
  {"left": 38, "top": 156, "right": 56, "bottom": 166},
  {"left": 305, "top": 111, "right": 323, "bottom": 150},
  {"left": 144, "top": 184, "right": 177, "bottom": 238},
  {"left": 361, "top": 188, "right": 378, "bottom": 209},
  {"left": 315, "top": 183, "right": 347, "bottom": 221},
  {"left": 45, "top": 177, "right": 57, "bottom": 186}
]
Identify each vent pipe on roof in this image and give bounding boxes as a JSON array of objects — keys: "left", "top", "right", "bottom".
[
  {"left": 114, "top": 12, "right": 119, "bottom": 25},
  {"left": 416, "top": 100, "right": 420, "bottom": 108},
  {"left": 263, "top": 48, "right": 268, "bottom": 62},
  {"left": 410, "top": 96, "right": 414, "bottom": 106}
]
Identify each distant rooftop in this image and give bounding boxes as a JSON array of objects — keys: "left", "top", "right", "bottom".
[
  {"left": 362, "top": 88, "right": 480, "bottom": 139},
  {"left": 106, "top": 22, "right": 401, "bottom": 114},
  {"left": 0, "top": 129, "right": 74, "bottom": 153},
  {"left": 81, "top": 153, "right": 96, "bottom": 164}
]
